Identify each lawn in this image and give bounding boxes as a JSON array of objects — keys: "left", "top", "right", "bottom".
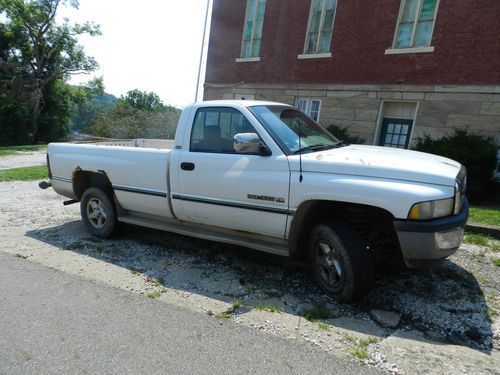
[
  {"left": 0, "top": 165, "right": 48, "bottom": 181},
  {"left": 0, "top": 144, "right": 48, "bottom": 157},
  {"left": 469, "top": 206, "right": 500, "bottom": 226}
]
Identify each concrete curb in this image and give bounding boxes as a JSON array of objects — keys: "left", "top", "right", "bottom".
[{"left": 466, "top": 223, "right": 500, "bottom": 240}]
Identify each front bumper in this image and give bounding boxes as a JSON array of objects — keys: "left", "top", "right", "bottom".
[{"left": 393, "top": 198, "right": 469, "bottom": 269}]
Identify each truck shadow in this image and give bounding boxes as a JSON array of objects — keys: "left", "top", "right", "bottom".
[{"left": 26, "top": 220, "right": 495, "bottom": 353}]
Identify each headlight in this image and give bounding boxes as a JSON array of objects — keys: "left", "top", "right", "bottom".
[{"left": 408, "top": 198, "right": 454, "bottom": 220}]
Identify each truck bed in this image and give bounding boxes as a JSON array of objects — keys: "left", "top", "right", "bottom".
[
  {"left": 70, "top": 138, "right": 175, "bottom": 150},
  {"left": 48, "top": 140, "right": 174, "bottom": 219}
]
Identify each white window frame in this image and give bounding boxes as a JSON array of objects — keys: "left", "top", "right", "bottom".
[
  {"left": 301, "top": 0, "right": 338, "bottom": 58},
  {"left": 296, "top": 98, "right": 322, "bottom": 122},
  {"left": 238, "top": 0, "right": 266, "bottom": 61},
  {"left": 385, "top": 0, "right": 440, "bottom": 55}
]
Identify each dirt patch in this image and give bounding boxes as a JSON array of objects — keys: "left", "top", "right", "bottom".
[{"left": 1, "top": 181, "right": 499, "bottom": 374}]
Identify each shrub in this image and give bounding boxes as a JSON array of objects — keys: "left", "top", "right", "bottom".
[
  {"left": 326, "top": 124, "right": 365, "bottom": 144},
  {"left": 414, "top": 129, "right": 498, "bottom": 201}
]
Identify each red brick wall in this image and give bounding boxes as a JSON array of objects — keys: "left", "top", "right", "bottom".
[{"left": 205, "top": 0, "right": 500, "bottom": 85}]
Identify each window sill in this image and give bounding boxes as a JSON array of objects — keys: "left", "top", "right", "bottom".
[
  {"left": 385, "top": 46, "right": 435, "bottom": 55},
  {"left": 298, "top": 52, "right": 332, "bottom": 60},
  {"left": 235, "top": 57, "right": 261, "bottom": 63}
]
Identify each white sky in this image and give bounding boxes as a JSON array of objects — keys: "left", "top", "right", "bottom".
[{"left": 58, "top": 0, "right": 212, "bottom": 108}]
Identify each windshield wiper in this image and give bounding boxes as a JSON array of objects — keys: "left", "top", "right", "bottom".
[{"left": 293, "top": 143, "right": 344, "bottom": 155}]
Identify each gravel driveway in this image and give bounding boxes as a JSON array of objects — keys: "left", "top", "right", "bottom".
[
  {"left": 0, "top": 151, "right": 46, "bottom": 170},
  {"left": 1, "top": 181, "right": 499, "bottom": 374}
]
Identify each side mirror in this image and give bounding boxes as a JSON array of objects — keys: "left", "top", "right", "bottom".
[{"left": 234, "top": 133, "right": 263, "bottom": 154}]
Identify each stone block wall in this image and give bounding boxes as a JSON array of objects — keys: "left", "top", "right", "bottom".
[{"left": 204, "top": 84, "right": 500, "bottom": 147}]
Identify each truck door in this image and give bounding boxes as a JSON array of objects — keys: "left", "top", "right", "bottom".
[{"left": 173, "top": 106, "right": 290, "bottom": 238}]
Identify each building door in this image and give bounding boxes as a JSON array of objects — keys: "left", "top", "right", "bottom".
[{"left": 378, "top": 118, "right": 413, "bottom": 148}]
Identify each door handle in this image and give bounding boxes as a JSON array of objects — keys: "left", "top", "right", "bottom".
[{"left": 180, "top": 162, "right": 195, "bottom": 171}]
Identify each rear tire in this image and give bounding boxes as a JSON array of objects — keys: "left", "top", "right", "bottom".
[
  {"left": 309, "top": 223, "right": 374, "bottom": 302},
  {"left": 80, "top": 187, "right": 117, "bottom": 238}
]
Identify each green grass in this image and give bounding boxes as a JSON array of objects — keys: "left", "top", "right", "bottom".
[
  {"left": 317, "top": 322, "right": 331, "bottom": 331},
  {"left": 147, "top": 289, "right": 166, "bottom": 299},
  {"left": 232, "top": 299, "right": 244, "bottom": 309},
  {"left": 146, "top": 276, "right": 164, "bottom": 287},
  {"left": 346, "top": 336, "right": 379, "bottom": 360},
  {"left": 351, "top": 347, "right": 369, "bottom": 360},
  {"left": 493, "top": 258, "right": 500, "bottom": 267},
  {"left": 301, "top": 304, "right": 332, "bottom": 321},
  {"left": 215, "top": 311, "right": 233, "bottom": 320},
  {"left": 0, "top": 144, "right": 47, "bottom": 157},
  {"left": 469, "top": 206, "right": 500, "bottom": 226},
  {"left": 464, "top": 233, "right": 500, "bottom": 252},
  {"left": 254, "top": 304, "right": 282, "bottom": 313},
  {"left": 0, "top": 165, "right": 48, "bottom": 181}
]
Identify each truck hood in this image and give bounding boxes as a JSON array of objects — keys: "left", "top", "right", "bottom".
[{"left": 290, "top": 145, "right": 461, "bottom": 186}]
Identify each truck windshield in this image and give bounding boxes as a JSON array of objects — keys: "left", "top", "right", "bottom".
[{"left": 249, "top": 105, "right": 342, "bottom": 155}]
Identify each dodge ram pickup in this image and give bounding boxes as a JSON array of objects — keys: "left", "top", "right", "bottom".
[{"left": 41, "top": 100, "right": 469, "bottom": 302}]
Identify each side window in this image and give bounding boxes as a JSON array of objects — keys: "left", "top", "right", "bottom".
[
  {"left": 394, "top": 0, "right": 439, "bottom": 49},
  {"left": 304, "top": 0, "right": 338, "bottom": 55},
  {"left": 190, "top": 108, "right": 258, "bottom": 153},
  {"left": 241, "top": 0, "right": 267, "bottom": 58}
]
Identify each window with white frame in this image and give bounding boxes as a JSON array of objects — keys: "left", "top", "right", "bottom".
[
  {"left": 240, "top": 0, "right": 267, "bottom": 58},
  {"left": 393, "top": 0, "right": 439, "bottom": 49},
  {"left": 304, "top": 0, "right": 338, "bottom": 55},
  {"left": 296, "top": 99, "right": 322, "bottom": 122}
]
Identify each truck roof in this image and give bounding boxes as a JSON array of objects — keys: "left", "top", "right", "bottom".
[{"left": 197, "top": 100, "right": 291, "bottom": 108}]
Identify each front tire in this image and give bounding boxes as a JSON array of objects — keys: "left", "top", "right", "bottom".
[
  {"left": 80, "top": 187, "right": 117, "bottom": 238},
  {"left": 309, "top": 223, "right": 373, "bottom": 302}
]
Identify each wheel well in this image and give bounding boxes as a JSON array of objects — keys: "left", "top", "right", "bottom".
[
  {"left": 289, "top": 200, "right": 399, "bottom": 259},
  {"left": 73, "top": 170, "right": 113, "bottom": 201}
]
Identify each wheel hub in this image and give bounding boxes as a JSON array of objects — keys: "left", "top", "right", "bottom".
[
  {"left": 86, "top": 198, "right": 107, "bottom": 229},
  {"left": 317, "top": 241, "right": 343, "bottom": 287}
]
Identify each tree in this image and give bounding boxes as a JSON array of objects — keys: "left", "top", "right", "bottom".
[
  {"left": 0, "top": 0, "right": 100, "bottom": 142},
  {"left": 86, "top": 90, "right": 181, "bottom": 140},
  {"left": 121, "top": 89, "right": 165, "bottom": 112}
]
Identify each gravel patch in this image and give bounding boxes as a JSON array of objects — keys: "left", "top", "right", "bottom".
[
  {"left": 1, "top": 181, "right": 499, "bottom": 374},
  {"left": 0, "top": 151, "right": 46, "bottom": 170}
]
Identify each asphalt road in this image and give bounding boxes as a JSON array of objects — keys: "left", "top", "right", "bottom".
[{"left": 0, "top": 252, "right": 380, "bottom": 375}]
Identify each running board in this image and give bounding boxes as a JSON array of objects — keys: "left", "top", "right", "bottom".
[{"left": 118, "top": 213, "right": 289, "bottom": 257}]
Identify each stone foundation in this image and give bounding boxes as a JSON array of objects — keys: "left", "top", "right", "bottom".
[{"left": 204, "top": 84, "right": 500, "bottom": 147}]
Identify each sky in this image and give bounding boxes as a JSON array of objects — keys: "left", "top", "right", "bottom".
[{"left": 57, "top": 0, "right": 212, "bottom": 108}]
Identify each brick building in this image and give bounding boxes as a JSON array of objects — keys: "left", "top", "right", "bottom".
[{"left": 204, "top": 0, "right": 500, "bottom": 148}]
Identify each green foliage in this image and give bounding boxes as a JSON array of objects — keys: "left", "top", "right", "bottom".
[
  {"left": 70, "top": 78, "right": 118, "bottom": 132},
  {"left": 0, "top": 165, "right": 48, "bottom": 181},
  {"left": 121, "top": 89, "right": 165, "bottom": 112},
  {"left": 0, "top": 0, "right": 100, "bottom": 143},
  {"left": 86, "top": 98, "right": 181, "bottom": 139},
  {"left": 326, "top": 124, "right": 365, "bottom": 145},
  {"left": 0, "top": 93, "right": 31, "bottom": 145},
  {"left": 414, "top": 129, "right": 498, "bottom": 200}
]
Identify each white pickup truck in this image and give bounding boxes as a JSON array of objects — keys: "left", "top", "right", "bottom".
[{"left": 42, "top": 100, "right": 468, "bottom": 302}]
